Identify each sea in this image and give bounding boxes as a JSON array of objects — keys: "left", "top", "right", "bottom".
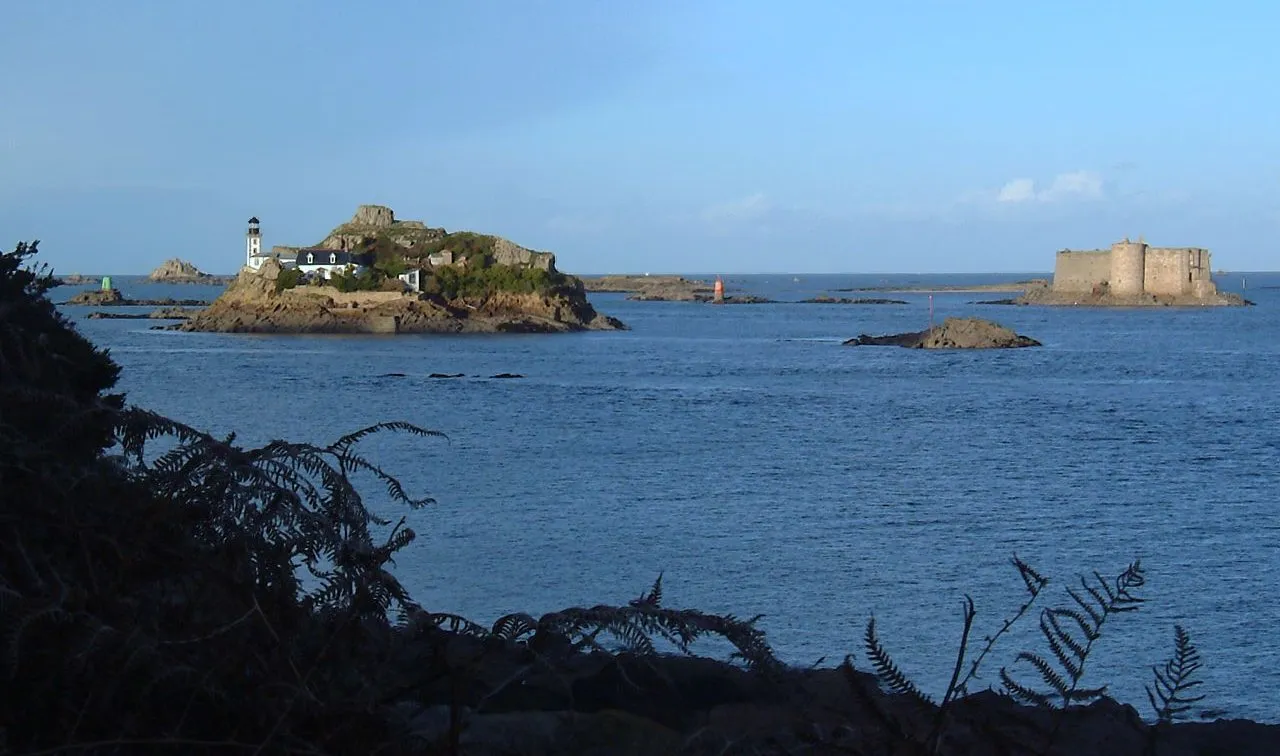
[{"left": 57, "top": 271, "right": 1280, "bottom": 722}]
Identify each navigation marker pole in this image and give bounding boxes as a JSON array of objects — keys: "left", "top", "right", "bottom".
[{"left": 928, "top": 294, "right": 934, "bottom": 330}]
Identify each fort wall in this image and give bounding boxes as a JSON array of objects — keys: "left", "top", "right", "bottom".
[
  {"left": 1144, "top": 247, "right": 1192, "bottom": 296},
  {"left": 1052, "top": 250, "right": 1111, "bottom": 292},
  {"left": 1108, "top": 240, "right": 1147, "bottom": 296},
  {"left": 1050, "top": 240, "right": 1221, "bottom": 300}
]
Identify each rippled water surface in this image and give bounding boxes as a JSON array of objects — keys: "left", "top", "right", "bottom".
[{"left": 61, "top": 272, "right": 1280, "bottom": 721}]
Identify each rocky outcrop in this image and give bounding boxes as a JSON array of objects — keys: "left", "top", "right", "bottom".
[
  {"left": 351, "top": 204, "right": 396, "bottom": 228},
  {"left": 176, "top": 259, "right": 625, "bottom": 335},
  {"left": 146, "top": 258, "right": 234, "bottom": 284},
  {"left": 845, "top": 317, "right": 1041, "bottom": 349},
  {"left": 492, "top": 237, "right": 555, "bottom": 272},
  {"left": 53, "top": 274, "right": 101, "bottom": 286},
  {"left": 315, "top": 205, "right": 447, "bottom": 253},
  {"left": 65, "top": 288, "right": 124, "bottom": 306},
  {"left": 311, "top": 205, "right": 557, "bottom": 272}
]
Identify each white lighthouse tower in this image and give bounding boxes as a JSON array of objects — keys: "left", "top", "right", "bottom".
[{"left": 246, "top": 216, "right": 264, "bottom": 269}]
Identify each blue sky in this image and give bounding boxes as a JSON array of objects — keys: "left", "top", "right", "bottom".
[{"left": 2, "top": 0, "right": 1277, "bottom": 274}]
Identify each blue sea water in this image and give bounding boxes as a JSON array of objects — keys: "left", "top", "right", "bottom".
[{"left": 59, "top": 272, "right": 1280, "bottom": 722}]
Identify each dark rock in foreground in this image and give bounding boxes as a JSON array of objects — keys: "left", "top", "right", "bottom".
[{"left": 845, "top": 317, "right": 1041, "bottom": 349}]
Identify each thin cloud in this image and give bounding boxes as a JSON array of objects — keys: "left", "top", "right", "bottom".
[{"left": 995, "top": 171, "right": 1104, "bottom": 204}]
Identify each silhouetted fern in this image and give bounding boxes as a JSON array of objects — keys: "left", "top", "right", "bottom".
[
  {"left": 1146, "top": 624, "right": 1205, "bottom": 724},
  {"left": 864, "top": 616, "right": 933, "bottom": 707},
  {"left": 1000, "top": 560, "right": 1145, "bottom": 709}
]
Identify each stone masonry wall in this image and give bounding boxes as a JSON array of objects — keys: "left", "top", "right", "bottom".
[
  {"left": 1052, "top": 250, "right": 1111, "bottom": 292},
  {"left": 1144, "top": 247, "right": 1192, "bottom": 296}
]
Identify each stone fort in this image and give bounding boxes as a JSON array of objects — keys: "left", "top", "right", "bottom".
[{"left": 1052, "top": 237, "right": 1217, "bottom": 298}]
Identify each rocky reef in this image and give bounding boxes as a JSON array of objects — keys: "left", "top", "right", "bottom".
[
  {"left": 86, "top": 306, "right": 200, "bottom": 320},
  {"left": 802, "top": 296, "right": 909, "bottom": 305},
  {"left": 845, "top": 317, "right": 1041, "bottom": 349},
  {"left": 582, "top": 275, "right": 713, "bottom": 301},
  {"left": 176, "top": 258, "right": 624, "bottom": 335},
  {"left": 63, "top": 288, "right": 209, "bottom": 307}
]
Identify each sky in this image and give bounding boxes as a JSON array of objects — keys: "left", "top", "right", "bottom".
[{"left": 2, "top": 0, "right": 1277, "bottom": 275}]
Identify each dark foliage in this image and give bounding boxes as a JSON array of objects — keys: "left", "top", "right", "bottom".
[
  {"left": 0, "top": 240, "right": 785, "bottom": 754},
  {"left": 0, "top": 239, "right": 1224, "bottom": 755}
]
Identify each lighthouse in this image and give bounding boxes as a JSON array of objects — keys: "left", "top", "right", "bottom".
[{"left": 246, "top": 216, "right": 263, "bottom": 269}]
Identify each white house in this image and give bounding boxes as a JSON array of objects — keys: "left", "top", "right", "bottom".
[
  {"left": 295, "top": 248, "right": 375, "bottom": 279},
  {"left": 398, "top": 269, "right": 423, "bottom": 292}
]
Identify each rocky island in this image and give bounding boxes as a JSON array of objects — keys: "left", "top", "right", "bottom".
[
  {"left": 176, "top": 205, "right": 625, "bottom": 335},
  {"left": 147, "top": 258, "right": 236, "bottom": 284},
  {"left": 845, "top": 317, "right": 1041, "bottom": 349},
  {"left": 1005, "top": 238, "right": 1247, "bottom": 307}
]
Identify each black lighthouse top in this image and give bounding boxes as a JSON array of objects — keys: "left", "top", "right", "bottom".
[{"left": 248, "top": 216, "right": 260, "bottom": 225}]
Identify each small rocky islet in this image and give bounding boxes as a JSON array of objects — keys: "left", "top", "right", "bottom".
[{"left": 845, "top": 317, "right": 1042, "bottom": 349}]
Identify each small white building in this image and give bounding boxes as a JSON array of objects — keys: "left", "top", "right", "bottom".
[
  {"left": 295, "top": 248, "right": 375, "bottom": 279},
  {"left": 398, "top": 269, "right": 423, "bottom": 292}
]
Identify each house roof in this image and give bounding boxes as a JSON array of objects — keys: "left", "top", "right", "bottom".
[{"left": 295, "top": 249, "right": 375, "bottom": 266}]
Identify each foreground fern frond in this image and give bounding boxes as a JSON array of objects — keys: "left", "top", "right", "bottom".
[
  {"left": 114, "top": 407, "right": 442, "bottom": 618},
  {"left": 1147, "top": 624, "right": 1206, "bottom": 724},
  {"left": 864, "top": 616, "right": 934, "bottom": 707},
  {"left": 419, "top": 575, "right": 782, "bottom": 671},
  {"left": 999, "top": 559, "right": 1145, "bottom": 709}
]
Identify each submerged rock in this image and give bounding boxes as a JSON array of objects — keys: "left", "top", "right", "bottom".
[{"left": 844, "top": 317, "right": 1041, "bottom": 349}]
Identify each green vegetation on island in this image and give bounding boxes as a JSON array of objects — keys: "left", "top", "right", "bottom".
[{"left": 275, "top": 206, "right": 578, "bottom": 299}]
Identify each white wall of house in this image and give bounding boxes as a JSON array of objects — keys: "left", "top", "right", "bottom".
[{"left": 398, "top": 269, "right": 422, "bottom": 292}]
